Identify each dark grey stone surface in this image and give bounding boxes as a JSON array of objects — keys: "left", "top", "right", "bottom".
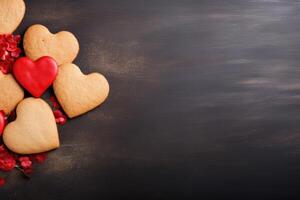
[{"left": 2, "top": 0, "right": 300, "bottom": 199}]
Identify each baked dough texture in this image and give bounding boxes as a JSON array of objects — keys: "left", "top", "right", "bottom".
[
  {"left": 3, "top": 98, "right": 60, "bottom": 154},
  {"left": 53, "top": 63, "right": 109, "bottom": 118},
  {"left": 23, "top": 24, "right": 79, "bottom": 65},
  {"left": 0, "top": 0, "right": 25, "bottom": 34},
  {"left": 0, "top": 72, "right": 24, "bottom": 114}
]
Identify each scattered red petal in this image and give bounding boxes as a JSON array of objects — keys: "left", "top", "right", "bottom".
[
  {"left": 0, "top": 35, "right": 5, "bottom": 43},
  {"left": 0, "top": 50, "right": 7, "bottom": 60},
  {"left": 23, "top": 167, "right": 33, "bottom": 175},
  {"left": 55, "top": 117, "right": 66, "bottom": 124},
  {"left": 18, "top": 157, "right": 32, "bottom": 169},
  {"left": 0, "top": 145, "right": 5, "bottom": 152},
  {"left": 0, "top": 146, "right": 16, "bottom": 172},
  {"left": 0, "top": 66, "right": 9, "bottom": 74},
  {"left": 0, "top": 177, "right": 5, "bottom": 187},
  {"left": 33, "top": 153, "right": 46, "bottom": 163},
  {"left": 11, "top": 48, "right": 21, "bottom": 58},
  {"left": 5, "top": 34, "right": 14, "bottom": 42},
  {"left": 50, "top": 95, "right": 61, "bottom": 109},
  {"left": 7, "top": 42, "right": 17, "bottom": 52},
  {"left": 14, "top": 35, "right": 21, "bottom": 43},
  {"left": 0, "top": 42, "right": 9, "bottom": 50},
  {"left": 0, "top": 155, "right": 16, "bottom": 172},
  {"left": 53, "top": 110, "right": 63, "bottom": 117},
  {"left": 0, "top": 34, "right": 22, "bottom": 74},
  {"left": 53, "top": 110, "right": 67, "bottom": 125}
]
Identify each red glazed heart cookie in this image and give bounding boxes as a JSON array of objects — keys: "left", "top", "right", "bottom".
[
  {"left": 3, "top": 98, "right": 60, "bottom": 154},
  {"left": 0, "top": 0, "right": 25, "bottom": 34},
  {"left": 53, "top": 63, "right": 109, "bottom": 118},
  {"left": 23, "top": 24, "right": 79, "bottom": 65},
  {"left": 13, "top": 56, "right": 58, "bottom": 97},
  {"left": 0, "top": 72, "right": 24, "bottom": 114}
]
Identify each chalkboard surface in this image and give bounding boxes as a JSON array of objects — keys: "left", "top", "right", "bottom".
[{"left": 2, "top": 0, "right": 300, "bottom": 199}]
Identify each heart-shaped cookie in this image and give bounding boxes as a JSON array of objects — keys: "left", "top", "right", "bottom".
[
  {"left": 0, "top": 72, "right": 24, "bottom": 114},
  {"left": 0, "top": 0, "right": 25, "bottom": 34},
  {"left": 23, "top": 24, "right": 79, "bottom": 65},
  {"left": 3, "top": 98, "right": 60, "bottom": 154},
  {"left": 53, "top": 63, "right": 109, "bottom": 118},
  {"left": 13, "top": 56, "right": 58, "bottom": 97}
]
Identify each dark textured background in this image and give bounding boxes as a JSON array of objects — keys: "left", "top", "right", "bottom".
[{"left": 2, "top": 0, "right": 300, "bottom": 199}]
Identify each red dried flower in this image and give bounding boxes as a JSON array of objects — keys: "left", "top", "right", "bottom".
[
  {"left": 14, "top": 35, "right": 21, "bottom": 43},
  {"left": 0, "top": 145, "right": 16, "bottom": 172},
  {"left": 0, "top": 177, "right": 5, "bottom": 187},
  {"left": 7, "top": 42, "right": 16, "bottom": 51},
  {"left": 0, "top": 50, "right": 8, "bottom": 60},
  {"left": 0, "top": 145, "right": 5, "bottom": 152},
  {"left": 18, "top": 157, "right": 32, "bottom": 169},
  {"left": 11, "top": 48, "right": 21, "bottom": 58},
  {"left": 0, "top": 42, "right": 8, "bottom": 50},
  {"left": 0, "top": 153, "right": 16, "bottom": 172},
  {"left": 0, "top": 34, "right": 22, "bottom": 74},
  {"left": 0, "top": 60, "right": 10, "bottom": 74},
  {"left": 5, "top": 34, "right": 14, "bottom": 43}
]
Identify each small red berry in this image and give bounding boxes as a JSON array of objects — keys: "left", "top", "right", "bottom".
[{"left": 0, "top": 34, "right": 22, "bottom": 74}]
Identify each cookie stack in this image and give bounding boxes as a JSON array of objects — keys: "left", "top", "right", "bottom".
[{"left": 0, "top": 0, "right": 109, "bottom": 154}]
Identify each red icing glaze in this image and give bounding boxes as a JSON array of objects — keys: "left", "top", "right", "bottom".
[
  {"left": 13, "top": 56, "right": 58, "bottom": 97},
  {"left": 0, "top": 111, "right": 6, "bottom": 135}
]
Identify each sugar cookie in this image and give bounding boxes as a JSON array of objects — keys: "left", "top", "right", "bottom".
[
  {"left": 53, "top": 63, "right": 109, "bottom": 118},
  {"left": 0, "top": 0, "right": 25, "bottom": 34},
  {"left": 3, "top": 98, "right": 60, "bottom": 154},
  {"left": 23, "top": 24, "right": 79, "bottom": 65},
  {"left": 0, "top": 72, "right": 24, "bottom": 114}
]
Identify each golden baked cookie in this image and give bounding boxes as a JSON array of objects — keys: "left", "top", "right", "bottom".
[
  {"left": 0, "top": 0, "right": 25, "bottom": 34},
  {"left": 53, "top": 63, "right": 109, "bottom": 118},
  {"left": 0, "top": 72, "right": 24, "bottom": 114},
  {"left": 23, "top": 24, "right": 79, "bottom": 65},
  {"left": 3, "top": 98, "right": 60, "bottom": 154}
]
